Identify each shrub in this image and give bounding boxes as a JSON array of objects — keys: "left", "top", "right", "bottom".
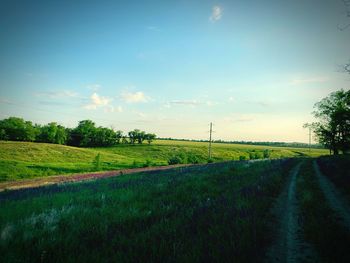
[
  {"left": 263, "top": 149, "right": 271, "bottom": 159},
  {"left": 187, "top": 154, "right": 200, "bottom": 164},
  {"left": 168, "top": 155, "right": 183, "bottom": 165},
  {"left": 143, "top": 159, "right": 152, "bottom": 167},
  {"left": 93, "top": 153, "right": 101, "bottom": 170},
  {"left": 239, "top": 155, "right": 246, "bottom": 161}
]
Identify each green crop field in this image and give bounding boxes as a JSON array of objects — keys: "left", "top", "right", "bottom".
[
  {"left": 0, "top": 140, "right": 328, "bottom": 182},
  {"left": 1, "top": 156, "right": 349, "bottom": 263}
]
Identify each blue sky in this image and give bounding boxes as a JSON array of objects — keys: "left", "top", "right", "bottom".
[{"left": 0, "top": 0, "right": 349, "bottom": 142}]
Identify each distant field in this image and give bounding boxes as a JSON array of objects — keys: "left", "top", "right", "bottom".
[{"left": 0, "top": 140, "right": 328, "bottom": 181}]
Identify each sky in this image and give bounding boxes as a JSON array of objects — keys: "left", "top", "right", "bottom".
[{"left": 0, "top": 0, "right": 349, "bottom": 143}]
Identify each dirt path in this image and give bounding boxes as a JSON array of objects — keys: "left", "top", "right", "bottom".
[
  {"left": 0, "top": 159, "right": 272, "bottom": 192},
  {"left": 266, "top": 162, "right": 315, "bottom": 263},
  {"left": 0, "top": 163, "right": 195, "bottom": 192},
  {"left": 313, "top": 161, "right": 350, "bottom": 231}
]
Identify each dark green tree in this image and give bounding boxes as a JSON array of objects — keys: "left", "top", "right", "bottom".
[
  {"left": 0, "top": 117, "right": 37, "bottom": 141},
  {"left": 310, "top": 89, "right": 350, "bottom": 154},
  {"left": 145, "top": 133, "right": 156, "bottom": 144}
]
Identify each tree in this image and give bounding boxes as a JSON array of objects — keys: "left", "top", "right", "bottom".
[
  {"left": 128, "top": 130, "right": 137, "bottom": 144},
  {"left": 38, "top": 122, "right": 67, "bottom": 144},
  {"left": 70, "top": 120, "right": 97, "bottom": 147},
  {"left": 145, "top": 133, "right": 156, "bottom": 144},
  {"left": 310, "top": 89, "right": 350, "bottom": 154},
  {"left": 136, "top": 130, "right": 145, "bottom": 144},
  {"left": 0, "top": 117, "right": 37, "bottom": 141},
  {"left": 115, "top": 130, "right": 123, "bottom": 144}
]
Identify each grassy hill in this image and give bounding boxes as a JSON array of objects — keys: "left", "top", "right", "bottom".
[{"left": 0, "top": 140, "right": 328, "bottom": 181}]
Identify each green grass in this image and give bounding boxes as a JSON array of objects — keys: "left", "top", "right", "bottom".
[
  {"left": 297, "top": 159, "right": 350, "bottom": 262},
  {"left": 316, "top": 155, "right": 350, "bottom": 200},
  {"left": 0, "top": 159, "right": 295, "bottom": 263},
  {"left": 0, "top": 140, "right": 328, "bottom": 181}
]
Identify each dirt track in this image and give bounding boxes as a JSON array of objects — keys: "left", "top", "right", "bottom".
[
  {"left": 266, "top": 162, "right": 315, "bottom": 263},
  {"left": 0, "top": 163, "right": 195, "bottom": 192},
  {"left": 313, "top": 161, "right": 350, "bottom": 231}
]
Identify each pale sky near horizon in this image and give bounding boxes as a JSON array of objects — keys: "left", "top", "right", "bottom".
[{"left": 0, "top": 0, "right": 349, "bottom": 143}]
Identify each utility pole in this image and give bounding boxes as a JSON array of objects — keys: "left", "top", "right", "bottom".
[
  {"left": 208, "top": 122, "right": 213, "bottom": 159},
  {"left": 308, "top": 126, "right": 311, "bottom": 152}
]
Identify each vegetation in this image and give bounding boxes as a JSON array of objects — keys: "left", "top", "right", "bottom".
[
  {"left": 0, "top": 140, "right": 328, "bottom": 182},
  {"left": 0, "top": 159, "right": 294, "bottom": 263},
  {"left": 0, "top": 117, "right": 156, "bottom": 147},
  {"left": 297, "top": 159, "right": 350, "bottom": 262},
  {"left": 309, "top": 89, "right": 350, "bottom": 155}
]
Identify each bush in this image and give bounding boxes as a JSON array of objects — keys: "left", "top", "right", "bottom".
[
  {"left": 143, "top": 159, "right": 152, "bottom": 167},
  {"left": 187, "top": 154, "right": 200, "bottom": 164},
  {"left": 93, "top": 153, "right": 101, "bottom": 170},
  {"left": 207, "top": 158, "right": 214, "bottom": 163},
  {"left": 168, "top": 155, "right": 183, "bottom": 165},
  {"left": 263, "top": 149, "right": 271, "bottom": 159},
  {"left": 239, "top": 155, "right": 246, "bottom": 161}
]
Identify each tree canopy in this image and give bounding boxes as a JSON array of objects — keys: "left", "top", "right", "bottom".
[
  {"left": 0, "top": 117, "right": 156, "bottom": 147},
  {"left": 310, "top": 89, "right": 350, "bottom": 154}
]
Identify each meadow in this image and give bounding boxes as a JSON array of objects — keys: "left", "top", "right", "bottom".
[
  {"left": 1, "top": 156, "right": 349, "bottom": 262},
  {"left": 0, "top": 140, "right": 328, "bottom": 182}
]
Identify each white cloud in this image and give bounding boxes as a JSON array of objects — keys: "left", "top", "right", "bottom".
[
  {"left": 84, "top": 92, "right": 113, "bottom": 110},
  {"left": 121, "top": 91, "right": 149, "bottom": 103},
  {"left": 289, "top": 77, "right": 329, "bottom": 85},
  {"left": 170, "top": 100, "right": 201, "bottom": 106},
  {"left": 210, "top": 5, "right": 222, "bottom": 22}
]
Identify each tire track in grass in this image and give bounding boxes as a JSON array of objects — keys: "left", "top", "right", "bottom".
[
  {"left": 313, "top": 160, "right": 350, "bottom": 231},
  {"left": 266, "top": 162, "right": 315, "bottom": 263}
]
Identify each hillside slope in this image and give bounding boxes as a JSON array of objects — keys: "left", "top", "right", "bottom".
[{"left": 0, "top": 140, "right": 328, "bottom": 181}]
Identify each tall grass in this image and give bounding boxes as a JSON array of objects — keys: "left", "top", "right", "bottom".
[{"left": 0, "top": 159, "right": 294, "bottom": 263}]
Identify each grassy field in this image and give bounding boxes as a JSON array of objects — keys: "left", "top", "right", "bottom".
[
  {"left": 0, "top": 140, "right": 328, "bottom": 182},
  {"left": 1, "top": 156, "right": 349, "bottom": 263},
  {"left": 0, "top": 159, "right": 294, "bottom": 262}
]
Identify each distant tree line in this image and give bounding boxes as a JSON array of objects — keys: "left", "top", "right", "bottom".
[
  {"left": 157, "top": 138, "right": 324, "bottom": 149},
  {"left": 0, "top": 117, "right": 156, "bottom": 147}
]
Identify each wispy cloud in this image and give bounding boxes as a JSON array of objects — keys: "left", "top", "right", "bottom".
[
  {"left": 289, "top": 77, "right": 329, "bottom": 85},
  {"left": 209, "top": 5, "right": 223, "bottom": 22},
  {"left": 121, "top": 91, "right": 149, "bottom": 103},
  {"left": 35, "top": 90, "right": 78, "bottom": 98},
  {"left": 84, "top": 92, "right": 112, "bottom": 110},
  {"left": 86, "top": 84, "right": 101, "bottom": 92},
  {"left": 165, "top": 99, "right": 217, "bottom": 108},
  {"left": 170, "top": 100, "right": 202, "bottom": 106}
]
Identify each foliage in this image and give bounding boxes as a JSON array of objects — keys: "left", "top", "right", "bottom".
[
  {"left": 310, "top": 89, "right": 350, "bottom": 154},
  {"left": 0, "top": 117, "right": 156, "bottom": 148},
  {"left": 93, "top": 153, "right": 101, "bottom": 170},
  {"left": 263, "top": 149, "right": 271, "bottom": 159},
  {"left": 239, "top": 155, "right": 247, "bottom": 161},
  {"left": 168, "top": 155, "right": 184, "bottom": 165},
  {"left": 0, "top": 117, "right": 38, "bottom": 142}
]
